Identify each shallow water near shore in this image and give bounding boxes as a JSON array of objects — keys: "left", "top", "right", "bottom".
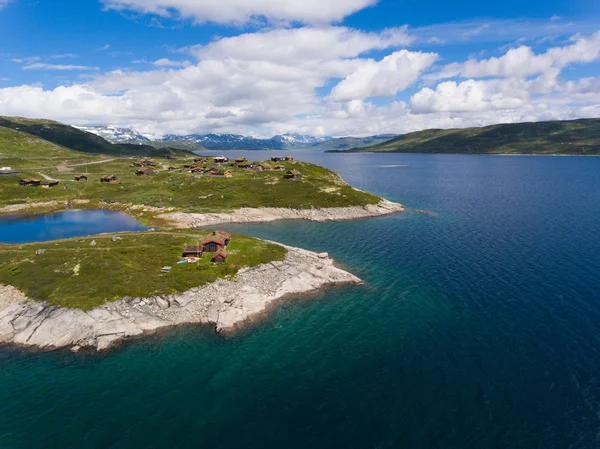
[
  {"left": 1, "top": 153, "right": 600, "bottom": 448},
  {"left": 0, "top": 209, "right": 147, "bottom": 244}
]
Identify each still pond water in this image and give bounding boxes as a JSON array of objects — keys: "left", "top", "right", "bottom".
[{"left": 1, "top": 152, "right": 600, "bottom": 448}]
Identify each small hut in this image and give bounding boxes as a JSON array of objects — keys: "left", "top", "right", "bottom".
[
  {"left": 223, "top": 170, "right": 233, "bottom": 178},
  {"left": 182, "top": 245, "right": 203, "bottom": 258},
  {"left": 100, "top": 175, "right": 118, "bottom": 183},
  {"left": 273, "top": 165, "right": 285, "bottom": 171},
  {"left": 18, "top": 178, "right": 41, "bottom": 187},
  {"left": 235, "top": 157, "right": 247, "bottom": 164},
  {"left": 74, "top": 175, "right": 88, "bottom": 182},
  {"left": 213, "top": 156, "right": 229, "bottom": 164},
  {"left": 136, "top": 167, "right": 156, "bottom": 176},
  {"left": 211, "top": 250, "right": 228, "bottom": 263},
  {"left": 284, "top": 169, "right": 302, "bottom": 179},
  {"left": 42, "top": 181, "right": 59, "bottom": 188}
]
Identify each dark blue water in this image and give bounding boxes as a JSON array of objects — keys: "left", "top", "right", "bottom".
[
  {"left": 1, "top": 153, "right": 600, "bottom": 448},
  {"left": 0, "top": 209, "right": 147, "bottom": 244}
]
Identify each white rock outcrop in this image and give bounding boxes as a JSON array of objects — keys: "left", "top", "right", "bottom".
[
  {"left": 0, "top": 244, "right": 362, "bottom": 352},
  {"left": 159, "top": 199, "right": 404, "bottom": 228}
]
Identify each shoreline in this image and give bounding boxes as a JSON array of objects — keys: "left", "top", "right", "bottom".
[
  {"left": 0, "top": 243, "right": 362, "bottom": 352},
  {"left": 159, "top": 199, "right": 405, "bottom": 227}
]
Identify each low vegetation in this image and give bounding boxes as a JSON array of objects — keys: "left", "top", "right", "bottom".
[
  {"left": 0, "top": 230, "right": 286, "bottom": 309},
  {"left": 332, "top": 118, "right": 600, "bottom": 155},
  {"left": 0, "top": 123, "right": 381, "bottom": 215}
]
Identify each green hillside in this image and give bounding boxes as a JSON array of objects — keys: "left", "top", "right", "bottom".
[
  {"left": 0, "top": 124, "right": 380, "bottom": 215},
  {"left": 311, "top": 135, "right": 397, "bottom": 151},
  {"left": 332, "top": 119, "right": 600, "bottom": 155},
  {"left": 0, "top": 116, "right": 190, "bottom": 157}
]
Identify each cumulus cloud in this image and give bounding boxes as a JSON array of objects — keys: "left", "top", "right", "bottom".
[
  {"left": 1, "top": 23, "right": 600, "bottom": 138},
  {"left": 152, "top": 58, "right": 190, "bottom": 67},
  {"left": 101, "top": 0, "right": 377, "bottom": 24},
  {"left": 330, "top": 50, "right": 438, "bottom": 101},
  {"left": 431, "top": 31, "right": 600, "bottom": 80}
]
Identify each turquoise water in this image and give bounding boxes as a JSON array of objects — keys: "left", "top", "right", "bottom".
[
  {"left": 0, "top": 209, "right": 147, "bottom": 244},
  {"left": 1, "top": 153, "right": 600, "bottom": 448}
]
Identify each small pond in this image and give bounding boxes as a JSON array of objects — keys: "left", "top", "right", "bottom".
[{"left": 0, "top": 210, "right": 148, "bottom": 244}]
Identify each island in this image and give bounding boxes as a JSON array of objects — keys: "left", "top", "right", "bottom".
[{"left": 0, "top": 116, "right": 403, "bottom": 351}]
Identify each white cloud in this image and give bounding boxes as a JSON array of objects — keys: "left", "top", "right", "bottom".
[
  {"left": 101, "top": 0, "right": 377, "bottom": 25},
  {"left": 97, "top": 44, "right": 111, "bottom": 51},
  {"left": 22, "top": 63, "right": 100, "bottom": 71},
  {"left": 431, "top": 31, "right": 600, "bottom": 80},
  {"left": 152, "top": 58, "right": 190, "bottom": 67},
  {"left": 0, "top": 0, "right": 11, "bottom": 11},
  {"left": 1, "top": 24, "right": 600, "bottom": 138},
  {"left": 330, "top": 50, "right": 438, "bottom": 101},
  {"left": 50, "top": 54, "right": 79, "bottom": 59}
]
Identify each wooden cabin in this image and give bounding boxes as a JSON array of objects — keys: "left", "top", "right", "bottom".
[
  {"left": 19, "top": 178, "right": 41, "bottom": 187},
  {"left": 136, "top": 168, "right": 156, "bottom": 175},
  {"left": 182, "top": 245, "right": 203, "bottom": 258},
  {"left": 284, "top": 169, "right": 302, "bottom": 179},
  {"left": 273, "top": 165, "right": 285, "bottom": 171},
  {"left": 211, "top": 250, "right": 228, "bottom": 263},
  {"left": 201, "top": 231, "right": 232, "bottom": 253},
  {"left": 213, "top": 156, "right": 229, "bottom": 164},
  {"left": 42, "top": 181, "right": 59, "bottom": 188},
  {"left": 271, "top": 156, "right": 294, "bottom": 162},
  {"left": 235, "top": 157, "right": 247, "bottom": 164},
  {"left": 74, "top": 175, "right": 88, "bottom": 182},
  {"left": 238, "top": 161, "right": 253, "bottom": 169},
  {"left": 100, "top": 175, "right": 118, "bottom": 183},
  {"left": 223, "top": 170, "right": 233, "bottom": 178}
]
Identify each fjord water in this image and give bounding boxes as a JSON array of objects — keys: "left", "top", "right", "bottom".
[
  {"left": 1, "top": 154, "right": 600, "bottom": 448},
  {"left": 0, "top": 209, "right": 147, "bottom": 244}
]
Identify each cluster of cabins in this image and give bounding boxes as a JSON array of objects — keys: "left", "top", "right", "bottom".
[{"left": 181, "top": 231, "right": 231, "bottom": 263}]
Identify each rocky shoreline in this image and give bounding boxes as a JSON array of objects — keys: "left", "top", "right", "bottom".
[
  {"left": 159, "top": 199, "right": 405, "bottom": 227},
  {"left": 0, "top": 244, "right": 362, "bottom": 352}
]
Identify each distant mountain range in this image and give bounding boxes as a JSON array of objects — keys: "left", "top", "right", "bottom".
[{"left": 77, "top": 126, "right": 398, "bottom": 151}]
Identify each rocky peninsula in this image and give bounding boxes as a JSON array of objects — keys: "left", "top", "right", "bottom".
[
  {"left": 160, "top": 199, "right": 405, "bottom": 227},
  {"left": 0, "top": 244, "right": 362, "bottom": 352}
]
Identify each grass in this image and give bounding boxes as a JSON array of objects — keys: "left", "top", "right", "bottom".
[
  {"left": 0, "top": 116, "right": 192, "bottom": 157},
  {"left": 0, "top": 230, "right": 286, "bottom": 309},
  {"left": 333, "top": 118, "right": 600, "bottom": 155},
  {"left": 0, "top": 125, "right": 381, "bottom": 214}
]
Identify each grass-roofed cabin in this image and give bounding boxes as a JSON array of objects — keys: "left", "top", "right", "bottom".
[
  {"left": 284, "top": 169, "right": 302, "bottom": 180},
  {"left": 182, "top": 245, "right": 203, "bottom": 258},
  {"left": 42, "top": 181, "right": 59, "bottom": 188},
  {"left": 136, "top": 167, "right": 156, "bottom": 176},
  {"left": 100, "top": 175, "right": 118, "bottom": 183},
  {"left": 19, "top": 178, "right": 41, "bottom": 186},
  {"left": 201, "top": 231, "right": 231, "bottom": 253},
  {"left": 74, "top": 174, "right": 88, "bottom": 182},
  {"left": 211, "top": 250, "right": 228, "bottom": 263}
]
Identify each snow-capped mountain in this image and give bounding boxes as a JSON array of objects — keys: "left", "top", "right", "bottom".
[
  {"left": 162, "top": 133, "right": 333, "bottom": 150},
  {"left": 269, "top": 133, "right": 332, "bottom": 146},
  {"left": 76, "top": 126, "right": 154, "bottom": 144}
]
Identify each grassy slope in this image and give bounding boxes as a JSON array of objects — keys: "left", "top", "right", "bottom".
[
  {"left": 0, "top": 125, "right": 380, "bottom": 213},
  {"left": 0, "top": 230, "right": 286, "bottom": 309},
  {"left": 338, "top": 119, "right": 600, "bottom": 155},
  {"left": 0, "top": 116, "right": 191, "bottom": 157},
  {"left": 312, "top": 135, "right": 397, "bottom": 151}
]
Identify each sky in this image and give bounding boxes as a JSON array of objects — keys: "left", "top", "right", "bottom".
[{"left": 0, "top": 0, "right": 600, "bottom": 138}]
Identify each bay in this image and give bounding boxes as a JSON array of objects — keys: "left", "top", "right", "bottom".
[{"left": 1, "top": 153, "right": 599, "bottom": 448}]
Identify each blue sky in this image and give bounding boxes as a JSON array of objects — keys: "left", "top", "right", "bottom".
[{"left": 0, "top": 0, "right": 599, "bottom": 137}]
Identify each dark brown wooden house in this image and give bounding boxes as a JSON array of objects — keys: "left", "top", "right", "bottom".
[
  {"left": 42, "top": 181, "right": 59, "bottom": 188},
  {"left": 74, "top": 175, "right": 88, "bottom": 182},
  {"left": 284, "top": 169, "right": 302, "bottom": 179},
  {"left": 100, "top": 175, "right": 118, "bottom": 183},
  {"left": 18, "top": 178, "right": 41, "bottom": 187},
  {"left": 182, "top": 245, "right": 203, "bottom": 258},
  {"left": 136, "top": 167, "right": 156, "bottom": 175}
]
